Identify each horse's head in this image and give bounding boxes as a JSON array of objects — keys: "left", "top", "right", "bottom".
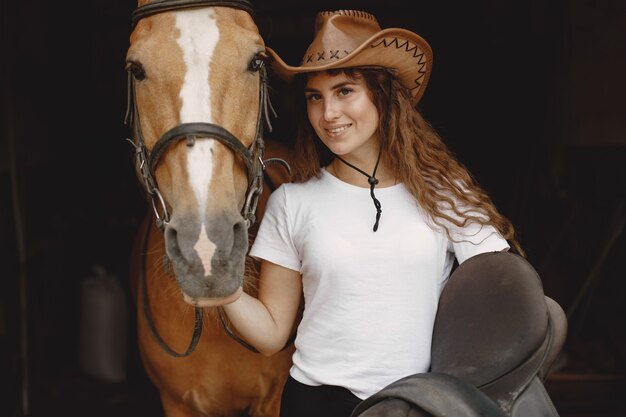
[{"left": 126, "top": 0, "right": 269, "bottom": 306}]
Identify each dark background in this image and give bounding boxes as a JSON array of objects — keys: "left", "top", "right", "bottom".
[{"left": 1, "top": 0, "right": 625, "bottom": 416}]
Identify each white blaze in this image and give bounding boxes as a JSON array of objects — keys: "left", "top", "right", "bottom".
[{"left": 176, "top": 10, "right": 219, "bottom": 275}]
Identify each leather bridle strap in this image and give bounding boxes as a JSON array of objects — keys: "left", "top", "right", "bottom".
[
  {"left": 140, "top": 215, "right": 203, "bottom": 357},
  {"left": 149, "top": 123, "right": 255, "bottom": 185},
  {"left": 131, "top": 0, "right": 254, "bottom": 27}
]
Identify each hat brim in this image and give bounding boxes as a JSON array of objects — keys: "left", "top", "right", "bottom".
[{"left": 267, "top": 28, "right": 433, "bottom": 105}]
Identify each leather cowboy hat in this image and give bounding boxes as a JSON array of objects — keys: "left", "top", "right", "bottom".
[{"left": 267, "top": 10, "right": 433, "bottom": 105}]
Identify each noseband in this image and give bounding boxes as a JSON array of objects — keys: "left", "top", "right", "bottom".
[
  {"left": 125, "top": 0, "right": 290, "bottom": 231},
  {"left": 126, "top": 0, "right": 290, "bottom": 357}
]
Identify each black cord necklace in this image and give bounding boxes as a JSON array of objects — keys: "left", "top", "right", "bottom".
[{"left": 335, "top": 139, "right": 384, "bottom": 232}]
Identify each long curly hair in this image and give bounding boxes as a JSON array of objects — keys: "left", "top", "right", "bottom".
[{"left": 286, "top": 67, "right": 523, "bottom": 256}]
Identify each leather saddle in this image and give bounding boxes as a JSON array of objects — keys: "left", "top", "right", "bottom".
[{"left": 351, "top": 251, "right": 567, "bottom": 417}]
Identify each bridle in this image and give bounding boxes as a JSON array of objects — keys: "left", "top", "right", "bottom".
[
  {"left": 125, "top": 0, "right": 290, "bottom": 231},
  {"left": 125, "top": 0, "right": 291, "bottom": 356}
]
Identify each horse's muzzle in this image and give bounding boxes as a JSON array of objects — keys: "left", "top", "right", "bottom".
[{"left": 164, "top": 213, "right": 248, "bottom": 299}]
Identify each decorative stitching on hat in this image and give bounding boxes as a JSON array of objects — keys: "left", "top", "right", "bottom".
[
  {"left": 320, "top": 10, "right": 376, "bottom": 21},
  {"left": 304, "top": 49, "right": 351, "bottom": 63},
  {"left": 370, "top": 37, "right": 429, "bottom": 93}
]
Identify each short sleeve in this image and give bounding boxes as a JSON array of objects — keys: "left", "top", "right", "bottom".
[
  {"left": 435, "top": 188, "right": 510, "bottom": 264},
  {"left": 249, "top": 185, "right": 301, "bottom": 272},
  {"left": 449, "top": 221, "right": 510, "bottom": 264}
]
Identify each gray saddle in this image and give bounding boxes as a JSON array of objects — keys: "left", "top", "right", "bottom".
[{"left": 351, "top": 251, "right": 567, "bottom": 417}]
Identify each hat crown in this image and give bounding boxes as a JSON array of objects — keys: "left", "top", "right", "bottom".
[
  {"left": 266, "top": 9, "right": 433, "bottom": 105},
  {"left": 301, "top": 10, "right": 382, "bottom": 67}
]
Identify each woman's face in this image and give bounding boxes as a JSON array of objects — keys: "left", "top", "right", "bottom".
[{"left": 304, "top": 71, "right": 380, "bottom": 160}]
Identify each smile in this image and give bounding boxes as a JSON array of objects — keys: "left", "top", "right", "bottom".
[{"left": 325, "top": 124, "right": 351, "bottom": 134}]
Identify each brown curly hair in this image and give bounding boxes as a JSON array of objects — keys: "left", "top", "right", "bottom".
[{"left": 286, "top": 67, "right": 524, "bottom": 256}]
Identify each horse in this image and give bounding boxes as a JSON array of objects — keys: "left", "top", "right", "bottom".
[{"left": 124, "top": 1, "right": 295, "bottom": 416}]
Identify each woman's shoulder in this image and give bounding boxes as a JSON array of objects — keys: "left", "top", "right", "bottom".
[
  {"left": 265, "top": 174, "right": 329, "bottom": 213},
  {"left": 280, "top": 171, "right": 328, "bottom": 193}
]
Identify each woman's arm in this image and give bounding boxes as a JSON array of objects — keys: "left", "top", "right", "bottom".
[{"left": 223, "top": 260, "right": 302, "bottom": 356}]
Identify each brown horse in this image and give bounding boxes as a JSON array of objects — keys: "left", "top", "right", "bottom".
[{"left": 125, "top": 1, "right": 294, "bottom": 416}]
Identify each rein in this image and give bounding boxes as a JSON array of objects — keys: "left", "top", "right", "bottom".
[
  {"left": 140, "top": 216, "right": 203, "bottom": 357},
  {"left": 126, "top": 0, "right": 290, "bottom": 357}
]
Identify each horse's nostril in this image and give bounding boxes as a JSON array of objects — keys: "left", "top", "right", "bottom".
[
  {"left": 231, "top": 220, "right": 248, "bottom": 257},
  {"left": 165, "top": 226, "right": 183, "bottom": 260}
]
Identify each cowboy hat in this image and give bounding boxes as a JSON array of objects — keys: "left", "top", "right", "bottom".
[{"left": 267, "top": 10, "right": 433, "bottom": 105}]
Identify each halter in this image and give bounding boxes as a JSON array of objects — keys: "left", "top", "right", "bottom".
[{"left": 126, "top": 0, "right": 291, "bottom": 357}]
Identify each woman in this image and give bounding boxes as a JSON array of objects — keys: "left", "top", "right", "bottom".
[{"left": 223, "top": 10, "right": 523, "bottom": 417}]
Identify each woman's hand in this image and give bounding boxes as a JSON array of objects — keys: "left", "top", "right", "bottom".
[{"left": 223, "top": 260, "right": 302, "bottom": 356}]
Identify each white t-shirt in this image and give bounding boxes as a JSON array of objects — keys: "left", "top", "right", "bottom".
[{"left": 249, "top": 169, "right": 509, "bottom": 399}]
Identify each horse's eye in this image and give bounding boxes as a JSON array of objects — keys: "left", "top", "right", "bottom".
[
  {"left": 126, "top": 61, "right": 146, "bottom": 80},
  {"left": 248, "top": 54, "right": 265, "bottom": 72}
]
